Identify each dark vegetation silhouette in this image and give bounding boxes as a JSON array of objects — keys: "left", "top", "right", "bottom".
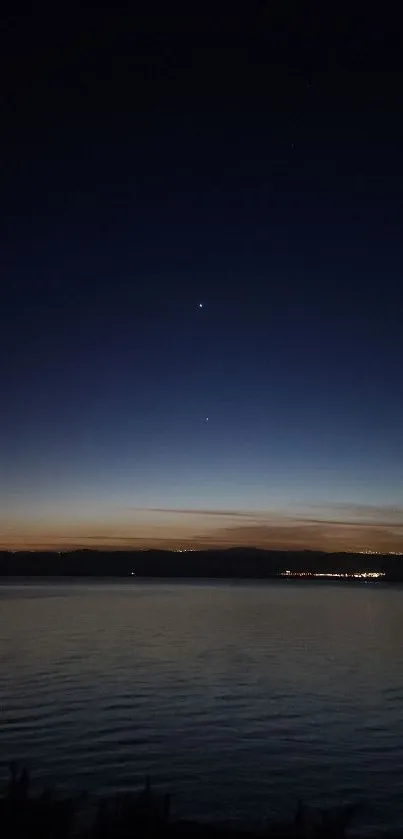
[
  {"left": 1, "top": 762, "right": 398, "bottom": 839},
  {"left": 0, "top": 763, "right": 75, "bottom": 839}
]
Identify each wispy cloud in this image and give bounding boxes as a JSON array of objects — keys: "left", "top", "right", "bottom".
[
  {"left": 1, "top": 503, "right": 403, "bottom": 551},
  {"left": 126, "top": 507, "right": 261, "bottom": 519},
  {"left": 304, "top": 503, "right": 403, "bottom": 525}
]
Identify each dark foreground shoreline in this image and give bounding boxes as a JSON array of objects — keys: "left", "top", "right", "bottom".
[
  {"left": 1, "top": 548, "right": 402, "bottom": 581},
  {"left": 1, "top": 765, "right": 401, "bottom": 839}
]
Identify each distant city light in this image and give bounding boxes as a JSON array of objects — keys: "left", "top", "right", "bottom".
[
  {"left": 173, "top": 548, "right": 196, "bottom": 553},
  {"left": 357, "top": 550, "right": 403, "bottom": 555},
  {"left": 281, "top": 570, "right": 385, "bottom": 579}
]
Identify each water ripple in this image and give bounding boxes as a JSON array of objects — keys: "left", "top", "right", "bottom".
[{"left": 1, "top": 580, "right": 403, "bottom": 837}]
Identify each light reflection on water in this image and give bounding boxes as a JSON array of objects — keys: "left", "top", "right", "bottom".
[{"left": 1, "top": 579, "right": 403, "bottom": 836}]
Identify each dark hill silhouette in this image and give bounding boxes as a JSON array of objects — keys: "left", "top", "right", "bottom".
[{"left": 0, "top": 548, "right": 399, "bottom": 579}]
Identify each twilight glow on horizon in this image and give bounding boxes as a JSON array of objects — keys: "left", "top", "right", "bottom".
[
  {"left": 2, "top": 11, "right": 403, "bottom": 555},
  {"left": 2, "top": 503, "right": 403, "bottom": 553}
]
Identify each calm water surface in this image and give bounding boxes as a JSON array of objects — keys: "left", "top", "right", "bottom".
[{"left": 1, "top": 579, "right": 403, "bottom": 835}]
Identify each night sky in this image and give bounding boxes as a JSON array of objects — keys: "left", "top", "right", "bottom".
[{"left": 2, "top": 7, "right": 403, "bottom": 552}]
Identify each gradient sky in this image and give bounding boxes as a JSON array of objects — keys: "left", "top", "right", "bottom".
[{"left": 1, "top": 7, "right": 403, "bottom": 551}]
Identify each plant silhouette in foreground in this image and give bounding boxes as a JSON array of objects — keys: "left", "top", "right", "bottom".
[
  {"left": 0, "top": 763, "right": 75, "bottom": 838},
  {"left": 0, "top": 762, "right": 365, "bottom": 838},
  {"left": 92, "top": 776, "right": 171, "bottom": 838}
]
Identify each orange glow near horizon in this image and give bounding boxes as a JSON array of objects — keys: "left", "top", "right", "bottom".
[{"left": 1, "top": 505, "right": 403, "bottom": 553}]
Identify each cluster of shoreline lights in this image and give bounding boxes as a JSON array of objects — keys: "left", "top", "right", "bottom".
[
  {"left": 357, "top": 550, "right": 403, "bottom": 555},
  {"left": 173, "top": 548, "right": 197, "bottom": 553},
  {"left": 281, "top": 570, "right": 385, "bottom": 579}
]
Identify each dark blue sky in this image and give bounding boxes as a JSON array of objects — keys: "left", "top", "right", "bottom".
[{"left": 1, "top": 7, "right": 403, "bottom": 550}]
